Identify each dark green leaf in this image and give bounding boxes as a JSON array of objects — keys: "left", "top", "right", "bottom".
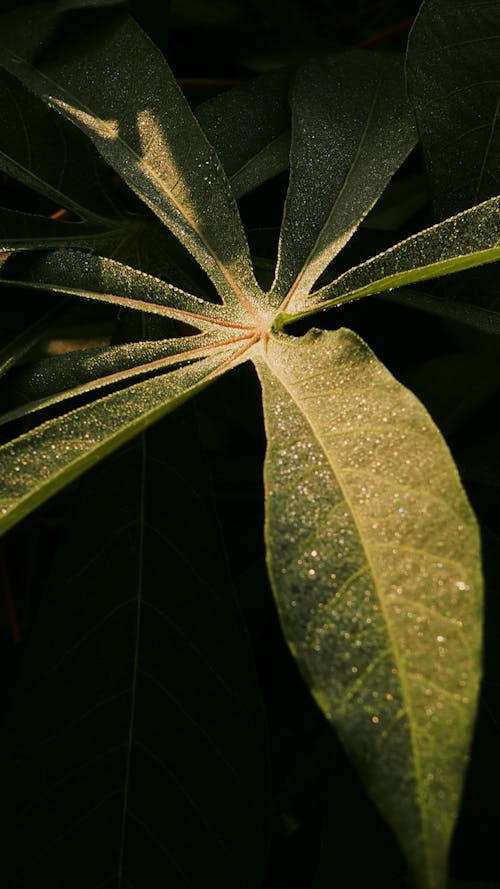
[
  {"left": 406, "top": 0, "right": 500, "bottom": 219},
  {"left": 379, "top": 287, "right": 500, "bottom": 336},
  {"left": 0, "top": 207, "right": 120, "bottom": 251},
  {"left": 0, "top": 65, "right": 120, "bottom": 220},
  {"left": 0, "top": 409, "right": 270, "bottom": 887},
  {"left": 195, "top": 68, "right": 291, "bottom": 199}
]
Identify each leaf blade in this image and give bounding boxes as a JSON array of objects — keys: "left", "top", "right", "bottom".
[
  {"left": 269, "top": 51, "right": 417, "bottom": 306},
  {"left": 0, "top": 6, "right": 261, "bottom": 308},
  {"left": 0, "top": 410, "right": 270, "bottom": 888},
  {"left": 0, "top": 249, "right": 246, "bottom": 331},
  {"left": 195, "top": 67, "right": 291, "bottom": 199},
  {"left": 0, "top": 348, "right": 238, "bottom": 536},
  {"left": 257, "top": 328, "right": 482, "bottom": 889},
  {"left": 406, "top": 0, "right": 500, "bottom": 219},
  {"left": 288, "top": 195, "right": 500, "bottom": 320}
]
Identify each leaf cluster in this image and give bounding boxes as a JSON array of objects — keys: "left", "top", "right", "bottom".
[{"left": 0, "top": 2, "right": 498, "bottom": 888}]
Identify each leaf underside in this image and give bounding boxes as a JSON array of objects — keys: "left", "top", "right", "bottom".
[{"left": 256, "top": 328, "right": 482, "bottom": 889}]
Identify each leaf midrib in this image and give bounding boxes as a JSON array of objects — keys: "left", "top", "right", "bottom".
[
  {"left": 265, "top": 353, "right": 433, "bottom": 883},
  {"left": 275, "top": 74, "right": 382, "bottom": 310}
]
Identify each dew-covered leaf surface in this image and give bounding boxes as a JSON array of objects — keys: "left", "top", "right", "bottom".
[
  {"left": 0, "top": 347, "right": 238, "bottom": 536},
  {"left": 406, "top": 0, "right": 500, "bottom": 220},
  {"left": 0, "top": 5, "right": 261, "bottom": 308},
  {"left": 288, "top": 195, "right": 500, "bottom": 320},
  {"left": 0, "top": 332, "right": 232, "bottom": 425},
  {"left": 0, "top": 410, "right": 270, "bottom": 888},
  {"left": 195, "top": 67, "right": 291, "bottom": 200},
  {"left": 0, "top": 249, "right": 248, "bottom": 330},
  {"left": 256, "top": 328, "right": 483, "bottom": 889},
  {"left": 269, "top": 51, "right": 417, "bottom": 306}
]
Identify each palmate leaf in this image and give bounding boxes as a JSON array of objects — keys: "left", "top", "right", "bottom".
[
  {"left": 406, "top": 0, "right": 500, "bottom": 220},
  {"left": 0, "top": 5, "right": 262, "bottom": 310},
  {"left": 0, "top": 347, "right": 239, "bottom": 535},
  {"left": 268, "top": 51, "right": 417, "bottom": 307},
  {"left": 0, "top": 409, "right": 270, "bottom": 888},
  {"left": 279, "top": 195, "right": 500, "bottom": 321},
  {"left": 255, "top": 329, "right": 482, "bottom": 889}
]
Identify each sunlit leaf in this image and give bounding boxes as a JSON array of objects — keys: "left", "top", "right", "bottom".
[
  {"left": 406, "top": 0, "right": 500, "bottom": 219},
  {"left": 0, "top": 5, "right": 262, "bottom": 309},
  {"left": 0, "top": 347, "right": 239, "bottom": 536},
  {"left": 0, "top": 409, "right": 270, "bottom": 888},
  {"left": 0, "top": 331, "right": 235, "bottom": 424},
  {"left": 283, "top": 195, "right": 500, "bottom": 321},
  {"left": 195, "top": 67, "right": 291, "bottom": 199},
  {"left": 0, "top": 249, "right": 249, "bottom": 331},
  {"left": 256, "top": 328, "right": 482, "bottom": 889},
  {"left": 269, "top": 51, "right": 417, "bottom": 306}
]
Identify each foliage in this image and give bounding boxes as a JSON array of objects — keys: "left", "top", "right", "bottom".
[{"left": 0, "top": 1, "right": 498, "bottom": 887}]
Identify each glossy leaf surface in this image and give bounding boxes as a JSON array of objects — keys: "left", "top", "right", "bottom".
[
  {"left": 0, "top": 410, "right": 269, "bottom": 888},
  {"left": 407, "top": 0, "right": 500, "bottom": 219},
  {"left": 269, "top": 52, "right": 417, "bottom": 306},
  {"left": 257, "top": 328, "right": 482, "bottom": 889}
]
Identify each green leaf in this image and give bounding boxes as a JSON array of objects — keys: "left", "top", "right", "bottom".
[
  {"left": 379, "top": 287, "right": 500, "bottom": 336},
  {"left": 256, "top": 328, "right": 482, "bottom": 889},
  {"left": 269, "top": 51, "right": 417, "bottom": 307},
  {"left": 195, "top": 67, "right": 291, "bottom": 199},
  {"left": 406, "top": 0, "right": 500, "bottom": 219},
  {"left": 0, "top": 207, "right": 121, "bottom": 251},
  {"left": 0, "top": 249, "right": 247, "bottom": 330},
  {"left": 0, "top": 65, "right": 120, "bottom": 221},
  {"left": 285, "top": 195, "right": 500, "bottom": 321},
  {"left": 0, "top": 291, "right": 68, "bottom": 378},
  {"left": 0, "top": 5, "right": 262, "bottom": 308},
  {"left": 0, "top": 408, "right": 270, "bottom": 887},
  {"left": 0, "top": 347, "right": 239, "bottom": 536},
  {"left": 0, "top": 332, "right": 232, "bottom": 424}
]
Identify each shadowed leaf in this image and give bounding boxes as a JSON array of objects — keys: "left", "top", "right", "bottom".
[
  {"left": 195, "top": 67, "right": 291, "bottom": 199},
  {"left": 0, "top": 408, "right": 270, "bottom": 888},
  {"left": 406, "top": 0, "right": 500, "bottom": 219},
  {"left": 0, "top": 5, "right": 262, "bottom": 308}
]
